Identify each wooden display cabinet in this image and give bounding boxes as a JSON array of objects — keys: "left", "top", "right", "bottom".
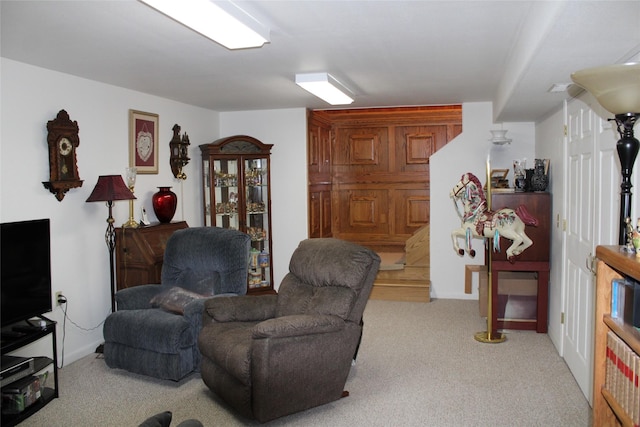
[
  {"left": 593, "top": 245, "right": 640, "bottom": 426},
  {"left": 115, "top": 221, "right": 188, "bottom": 290},
  {"left": 200, "top": 135, "right": 274, "bottom": 295}
]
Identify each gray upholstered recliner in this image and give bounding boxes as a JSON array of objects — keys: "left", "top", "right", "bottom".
[
  {"left": 198, "top": 238, "right": 381, "bottom": 422},
  {"left": 103, "top": 227, "right": 250, "bottom": 381}
]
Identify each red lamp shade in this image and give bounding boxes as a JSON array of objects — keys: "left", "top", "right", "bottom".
[{"left": 86, "top": 175, "right": 136, "bottom": 203}]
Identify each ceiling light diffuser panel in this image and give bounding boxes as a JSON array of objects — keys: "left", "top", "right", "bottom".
[
  {"left": 295, "top": 73, "right": 354, "bottom": 105},
  {"left": 139, "top": 0, "right": 270, "bottom": 50}
]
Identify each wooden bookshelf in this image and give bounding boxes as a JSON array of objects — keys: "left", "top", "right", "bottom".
[{"left": 594, "top": 245, "right": 640, "bottom": 427}]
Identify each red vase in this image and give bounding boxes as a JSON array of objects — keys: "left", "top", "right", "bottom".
[{"left": 152, "top": 187, "right": 177, "bottom": 223}]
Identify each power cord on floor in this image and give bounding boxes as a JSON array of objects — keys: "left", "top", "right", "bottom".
[{"left": 56, "top": 294, "right": 111, "bottom": 368}]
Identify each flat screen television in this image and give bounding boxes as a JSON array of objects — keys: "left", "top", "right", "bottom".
[{"left": 1, "top": 218, "right": 53, "bottom": 326}]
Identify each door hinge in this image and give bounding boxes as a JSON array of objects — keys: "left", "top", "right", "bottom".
[
  {"left": 585, "top": 253, "right": 597, "bottom": 275},
  {"left": 561, "top": 312, "right": 565, "bottom": 324},
  {"left": 564, "top": 125, "right": 567, "bottom": 136}
]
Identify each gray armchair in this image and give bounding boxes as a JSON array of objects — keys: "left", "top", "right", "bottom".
[
  {"left": 103, "top": 227, "right": 250, "bottom": 381},
  {"left": 198, "top": 238, "right": 380, "bottom": 422}
]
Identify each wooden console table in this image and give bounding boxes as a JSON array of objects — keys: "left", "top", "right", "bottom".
[
  {"left": 489, "top": 192, "right": 550, "bottom": 333},
  {"left": 115, "top": 221, "right": 188, "bottom": 290}
]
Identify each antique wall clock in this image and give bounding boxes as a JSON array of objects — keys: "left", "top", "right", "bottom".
[{"left": 43, "top": 109, "right": 83, "bottom": 201}]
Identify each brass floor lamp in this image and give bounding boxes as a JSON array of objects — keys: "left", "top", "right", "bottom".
[{"left": 475, "top": 157, "right": 506, "bottom": 344}]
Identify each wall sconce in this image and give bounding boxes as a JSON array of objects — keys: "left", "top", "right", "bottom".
[
  {"left": 571, "top": 62, "right": 640, "bottom": 245},
  {"left": 295, "top": 72, "right": 354, "bottom": 105},
  {"left": 170, "top": 124, "right": 190, "bottom": 180}
]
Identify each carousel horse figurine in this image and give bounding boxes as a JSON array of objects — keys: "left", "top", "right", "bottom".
[{"left": 450, "top": 172, "right": 538, "bottom": 262}]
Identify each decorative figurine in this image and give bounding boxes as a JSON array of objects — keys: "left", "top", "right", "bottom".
[
  {"left": 625, "top": 217, "right": 636, "bottom": 253},
  {"left": 632, "top": 218, "right": 640, "bottom": 257},
  {"left": 513, "top": 159, "right": 527, "bottom": 192},
  {"left": 450, "top": 172, "right": 538, "bottom": 262},
  {"left": 530, "top": 159, "right": 549, "bottom": 192}
]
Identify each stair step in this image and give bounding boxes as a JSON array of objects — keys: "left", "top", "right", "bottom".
[{"left": 371, "top": 279, "right": 430, "bottom": 303}]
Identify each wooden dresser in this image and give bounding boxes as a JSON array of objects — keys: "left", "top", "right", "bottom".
[{"left": 115, "top": 221, "right": 188, "bottom": 290}]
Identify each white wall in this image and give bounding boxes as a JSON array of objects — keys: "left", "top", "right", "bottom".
[
  {"left": 535, "top": 104, "right": 566, "bottom": 351},
  {"left": 219, "top": 109, "right": 308, "bottom": 290},
  {"left": 430, "top": 102, "right": 536, "bottom": 299},
  {"left": 1, "top": 58, "right": 219, "bottom": 364}
]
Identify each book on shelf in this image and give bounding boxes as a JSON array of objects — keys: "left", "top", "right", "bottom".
[
  {"left": 635, "top": 357, "right": 640, "bottom": 423},
  {"left": 604, "top": 331, "right": 640, "bottom": 424},
  {"left": 611, "top": 277, "right": 640, "bottom": 328}
]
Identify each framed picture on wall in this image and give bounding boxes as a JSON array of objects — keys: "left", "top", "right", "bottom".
[{"left": 129, "top": 110, "right": 159, "bottom": 174}]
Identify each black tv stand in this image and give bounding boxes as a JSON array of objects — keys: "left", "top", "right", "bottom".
[
  {"left": 0, "top": 331, "right": 26, "bottom": 341},
  {"left": 1, "top": 317, "right": 58, "bottom": 426},
  {"left": 12, "top": 323, "right": 47, "bottom": 334}
]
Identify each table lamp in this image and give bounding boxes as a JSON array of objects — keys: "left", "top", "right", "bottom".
[{"left": 123, "top": 167, "right": 139, "bottom": 228}]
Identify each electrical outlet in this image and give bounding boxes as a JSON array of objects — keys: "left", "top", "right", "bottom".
[{"left": 55, "top": 291, "right": 65, "bottom": 306}]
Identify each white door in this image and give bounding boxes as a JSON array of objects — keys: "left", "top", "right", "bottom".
[
  {"left": 564, "top": 98, "right": 596, "bottom": 403},
  {"left": 563, "top": 96, "right": 619, "bottom": 404}
]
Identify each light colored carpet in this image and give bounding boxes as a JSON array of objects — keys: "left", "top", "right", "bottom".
[{"left": 18, "top": 299, "right": 591, "bottom": 426}]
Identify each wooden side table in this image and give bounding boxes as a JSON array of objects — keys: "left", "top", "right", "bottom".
[
  {"left": 490, "top": 261, "right": 550, "bottom": 332},
  {"left": 115, "top": 221, "right": 188, "bottom": 290}
]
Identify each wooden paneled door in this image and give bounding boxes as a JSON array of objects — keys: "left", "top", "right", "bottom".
[
  {"left": 308, "top": 113, "right": 332, "bottom": 238},
  {"left": 309, "top": 185, "right": 331, "bottom": 238}
]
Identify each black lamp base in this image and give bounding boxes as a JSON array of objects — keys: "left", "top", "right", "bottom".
[{"left": 614, "top": 113, "right": 640, "bottom": 245}]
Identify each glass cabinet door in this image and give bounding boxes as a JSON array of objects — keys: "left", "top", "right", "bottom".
[
  {"left": 203, "top": 158, "right": 211, "bottom": 226},
  {"left": 212, "top": 158, "right": 240, "bottom": 230},
  {"left": 245, "top": 157, "right": 270, "bottom": 290}
]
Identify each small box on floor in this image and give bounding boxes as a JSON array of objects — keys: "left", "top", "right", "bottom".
[{"left": 1, "top": 375, "right": 41, "bottom": 414}]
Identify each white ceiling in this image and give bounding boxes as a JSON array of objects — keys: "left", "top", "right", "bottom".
[{"left": 2, "top": 1, "right": 639, "bottom": 122}]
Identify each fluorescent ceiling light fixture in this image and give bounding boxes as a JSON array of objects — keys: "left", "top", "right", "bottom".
[
  {"left": 139, "top": 0, "right": 270, "bottom": 50},
  {"left": 295, "top": 73, "right": 354, "bottom": 105}
]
